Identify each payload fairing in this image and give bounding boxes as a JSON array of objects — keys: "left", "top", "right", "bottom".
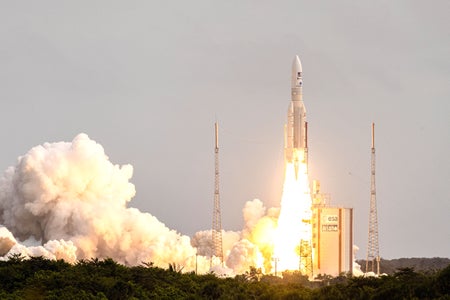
[{"left": 285, "top": 55, "right": 308, "bottom": 175}]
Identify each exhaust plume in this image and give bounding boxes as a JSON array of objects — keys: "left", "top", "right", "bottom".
[{"left": 0, "top": 133, "right": 356, "bottom": 277}]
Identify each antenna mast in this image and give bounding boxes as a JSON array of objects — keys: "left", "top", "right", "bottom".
[
  {"left": 212, "top": 122, "right": 224, "bottom": 266},
  {"left": 366, "top": 122, "right": 380, "bottom": 275}
]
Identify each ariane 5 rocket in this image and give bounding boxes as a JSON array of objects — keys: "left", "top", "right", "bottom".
[{"left": 284, "top": 55, "right": 308, "bottom": 176}]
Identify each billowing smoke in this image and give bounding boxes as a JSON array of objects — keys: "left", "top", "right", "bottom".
[
  {"left": 190, "top": 199, "right": 280, "bottom": 274},
  {"left": 0, "top": 134, "right": 209, "bottom": 271},
  {"left": 0, "top": 134, "right": 283, "bottom": 275},
  {"left": 1, "top": 133, "right": 343, "bottom": 276},
  {"left": 0, "top": 226, "right": 17, "bottom": 256},
  {"left": 191, "top": 229, "right": 240, "bottom": 258},
  {"left": 238, "top": 199, "right": 279, "bottom": 272},
  {"left": 352, "top": 245, "right": 364, "bottom": 277}
]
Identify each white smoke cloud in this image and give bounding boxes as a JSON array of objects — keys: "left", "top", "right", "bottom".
[
  {"left": 191, "top": 229, "right": 240, "bottom": 258},
  {"left": 352, "top": 245, "right": 365, "bottom": 277},
  {"left": 0, "top": 226, "right": 17, "bottom": 256},
  {"left": 238, "top": 199, "right": 278, "bottom": 272},
  {"left": 0, "top": 134, "right": 210, "bottom": 271},
  {"left": 226, "top": 239, "right": 264, "bottom": 274},
  {"left": 192, "top": 200, "right": 279, "bottom": 275},
  {"left": 242, "top": 199, "right": 267, "bottom": 234},
  {"left": 4, "top": 239, "right": 77, "bottom": 263}
]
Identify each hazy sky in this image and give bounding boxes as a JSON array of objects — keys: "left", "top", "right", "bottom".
[{"left": 1, "top": 1, "right": 449, "bottom": 259}]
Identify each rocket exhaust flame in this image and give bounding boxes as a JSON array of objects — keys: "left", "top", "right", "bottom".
[{"left": 273, "top": 155, "right": 313, "bottom": 274}]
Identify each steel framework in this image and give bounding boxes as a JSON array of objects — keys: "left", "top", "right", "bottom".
[
  {"left": 212, "top": 122, "right": 223, "bottom": 266},
  {"left": 366, "top": 123, "right": 380, "bottom": 275}
]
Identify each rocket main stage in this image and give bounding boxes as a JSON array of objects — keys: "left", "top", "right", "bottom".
[{"left": 285, "top": 55, "right": 307, "bottom": 175}]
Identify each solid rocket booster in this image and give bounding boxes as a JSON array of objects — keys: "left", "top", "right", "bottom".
[{"left": 285, "top": 55, "right": 307, "bottom": 169}]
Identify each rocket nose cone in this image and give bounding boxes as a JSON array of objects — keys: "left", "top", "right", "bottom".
[
  {"left": 293, "top": 55, "right": 302, "bottom": 72},
  {"left": 292, "top": 55, "right": 303, "bottom": 88}
]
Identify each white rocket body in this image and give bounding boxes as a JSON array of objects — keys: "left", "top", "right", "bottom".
[{"left": 285, "top": 55, "right": 307, "bottom": 172}]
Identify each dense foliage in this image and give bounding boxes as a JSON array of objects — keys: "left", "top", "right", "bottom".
[
  {"left": 0, "top": 255, "right": 448, "bottom": 299},
  {"left": 357, "top": 257, "right": 450, "bottom": 275}
]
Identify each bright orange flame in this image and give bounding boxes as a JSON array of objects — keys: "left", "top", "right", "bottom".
[{"left": 273, "top": 149, "right": 312, "bottom": 274}]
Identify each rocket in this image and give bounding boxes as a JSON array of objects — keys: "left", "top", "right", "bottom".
[{"left": 284, "top": 55, "right": 308, "bottom": 175}]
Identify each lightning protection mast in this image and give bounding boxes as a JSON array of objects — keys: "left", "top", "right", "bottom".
[
  {"left": 212, "top": 122, "right": 224, "bottom": 266},
  {"left": 366, "top": 122, "right": 380, "bottom": 275}
]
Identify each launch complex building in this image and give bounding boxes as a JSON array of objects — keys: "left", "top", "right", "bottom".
[{"left": 311, "top": 182, "right": 353, "bottom": 276}]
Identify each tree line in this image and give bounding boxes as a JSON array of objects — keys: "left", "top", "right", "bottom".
[
  {"left": 0, "top": 254, "right": 448, "bottom": 299},
  {"left": 357, "top": 257, "right": 450, "bottom": 275}
]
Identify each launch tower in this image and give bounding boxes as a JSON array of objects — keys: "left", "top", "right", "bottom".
[
  {"left": 366, "top": 123, "right": 380, "bottom": 275},
  {"left": 212, "top": 122, "right": 224, "bottom": 266}
]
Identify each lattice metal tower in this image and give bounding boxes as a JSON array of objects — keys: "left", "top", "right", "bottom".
[
  {"left": 212, "top": 122, "right": 224, "bottom": 266},
  {"left": 366, "top": 122, "right": 380, "bottom": 275}
]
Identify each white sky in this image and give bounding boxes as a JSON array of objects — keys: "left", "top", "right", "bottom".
[{"left": 0, "top": 1, "right": 449, "bottom": 259}]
